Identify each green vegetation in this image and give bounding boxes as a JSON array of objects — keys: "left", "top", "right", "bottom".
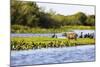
[
  {"left": 11, "top": 0, "right": 95, "bottom": 51},
  {"left": 11, "top": 25, "right": 95, "bottom": 33},
  {"left": 11, "top": 0, "right": 95, "bottom": 33},
  {"left": 11, "top": 37, "right": 95, "bottom": 50}
]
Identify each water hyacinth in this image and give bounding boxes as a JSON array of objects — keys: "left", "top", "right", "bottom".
[{"left": 11, "top": 37, "right": 95, "bottom": 50}]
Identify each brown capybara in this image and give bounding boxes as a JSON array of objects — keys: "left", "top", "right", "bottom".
[{"left": 66, "top": 32, "right": 77, "bottom": 40}]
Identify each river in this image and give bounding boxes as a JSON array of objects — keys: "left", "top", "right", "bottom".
[
  {"left": 11, "top": 45, "right": 95, "bottom": 66},
  {"left": 11, "top": 30, "right": 95, "bottom": 38}
]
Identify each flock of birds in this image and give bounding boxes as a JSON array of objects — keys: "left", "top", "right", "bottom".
[
  {"left": 78, "top": 32, "right": 95, "bottom": 38},
  {"left": 52, "top": 32, "right": 95, "bottom": 39}
]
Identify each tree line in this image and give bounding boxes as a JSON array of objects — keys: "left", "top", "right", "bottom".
[{"left": 11, "top": 0, "right": 95, "bottom": 29}]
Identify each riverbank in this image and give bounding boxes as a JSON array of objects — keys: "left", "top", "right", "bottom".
[
  {"left": 11, "top": 37, "right": 95, "bottom": 50},
  {"left": 11, "top": 25, "right": 95, "bottom": 33}
]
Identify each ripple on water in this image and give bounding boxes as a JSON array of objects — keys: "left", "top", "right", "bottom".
[{"left": 11, "top": 45, "right": 95, "bottom": 66}]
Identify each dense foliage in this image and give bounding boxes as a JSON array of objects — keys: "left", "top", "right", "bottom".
[
  {"left": 11, "top": 0, "right": 95, "bottom": 30},
  {"left": 11, "top": 37, "right": 95, "bottom": 50}
]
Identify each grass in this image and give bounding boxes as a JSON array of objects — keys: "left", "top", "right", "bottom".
[
  {"left": 11, "top": 37, "right": 95, "bottom": 50},
  {"left": 11, "top": 25, "right": 95, "bottom": 33}
]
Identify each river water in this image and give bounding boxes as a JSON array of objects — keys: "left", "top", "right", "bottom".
[
  {"left": 11, "top": 30, "right": 95, "bottom": 66},
  {"left": 11, "top": 30, "right": 95, "bottom": 38},
  {"left": 11, "top": 45, "right": 95, "bottom": 66}
]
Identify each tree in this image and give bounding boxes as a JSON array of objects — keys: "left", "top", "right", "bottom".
[
  {"left": 85, "top": 15, "right": 95, "bottom": 26},
  {"left": 11, "top": 0, "right": 40, "bottom": 27},
  {"left": 38, "top": 12, "right": 60, "bottom": 28},
  {"left": 75, "top": 12, "right": 87, "bottom": 25}
]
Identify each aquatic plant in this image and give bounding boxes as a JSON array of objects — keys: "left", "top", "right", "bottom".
[{"left": 11, "top": 37, "right": 95, "bottom": 50}]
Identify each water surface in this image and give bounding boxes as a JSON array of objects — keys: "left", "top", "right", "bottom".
[
  {"left": 11, "top": 30, "right": 95, "bottom": 38},
  {"left": 11, "top": 45, "right": 95, "bottom": 66}
]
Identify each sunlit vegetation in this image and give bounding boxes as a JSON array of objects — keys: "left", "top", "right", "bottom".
[
  {"left": 11, "top": 25, "right": 95, "bottom": 33},
  {"left": 11, "top": 0, "right": 95, "bottom": 33},
  {"left": 11, "top": 37, "right": 95, "bottom": 50}
]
